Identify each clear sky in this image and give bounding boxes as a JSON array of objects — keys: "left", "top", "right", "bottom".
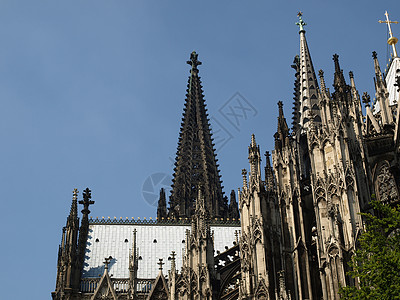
[{"left": 0, "top": 1, "right": 399, "bottom": 299}]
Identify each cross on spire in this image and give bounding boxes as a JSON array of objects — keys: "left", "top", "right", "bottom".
[
  {"left": 79, "top": 188, "right": 95, "bottom": 215},
  {"left": 187, "top": 51, "right": 202, "bottom": 71},
  {"left": 296, "top": 11, "right": 307, "bottom": 32},
  {"left": 379, "top": 11, "right": 398, "bottom": 57}
]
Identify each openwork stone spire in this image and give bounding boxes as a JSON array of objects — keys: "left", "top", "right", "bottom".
[
  {"left": 169, "top": 51, "right": 226, "bottom": 219},
  {"left": 296, "top": 12, "right": 321, "bottom": 130}
]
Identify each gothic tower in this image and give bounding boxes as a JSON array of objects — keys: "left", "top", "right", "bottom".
[
  {"left": 172, "top": 187, "right": 217, "bottom": 299},
  {"left": 52, "top": 188, "right": 95, "bottom": 300},
  {"left": 238, "top": 135, "right": 288, "bottom": 299}
]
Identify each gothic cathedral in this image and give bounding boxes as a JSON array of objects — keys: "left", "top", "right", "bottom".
[{"left": 52, "top": 13, "right": 400, "bottom": 300}]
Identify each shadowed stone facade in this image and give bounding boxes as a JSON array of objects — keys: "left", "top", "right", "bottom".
[{"left": 53, "top": 14, "right": 400, "bottom": 300}]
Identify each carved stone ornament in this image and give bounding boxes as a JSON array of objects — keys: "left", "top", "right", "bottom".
[{"left": 376, "top": 161, "right": 399, "bottom": 204}]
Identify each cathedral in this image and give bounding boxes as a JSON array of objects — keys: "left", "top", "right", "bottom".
[{"left": 52, "top": 13, "right": 400, "bottom": 300}]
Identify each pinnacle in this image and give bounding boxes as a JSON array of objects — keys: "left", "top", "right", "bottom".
[
  {"left": 251, "top": 134, "right": 257, "bottom": 147},
  {"left": 278, "top": 101, "right": 284, "bottom": 118},
  {"left": 333, "top": 54, "right": 347, "bottom": 89},
  {"left": 333, "top": 54, "right": 341, "bottom": 75},
  {"left": 69, "top": 188, "right": 78, "bottom": 220}
]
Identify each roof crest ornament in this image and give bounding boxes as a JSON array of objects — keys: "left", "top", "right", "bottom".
[
  {"left": 379, "top": 11, "right": 398, "bottom": 57},
  {"left": 296, "top": 11, "right": 307, "bottom": 33}
]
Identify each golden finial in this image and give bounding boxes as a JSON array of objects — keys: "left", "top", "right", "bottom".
[{"left": 379, "top": 11, "right": 398, "bottom": 57}]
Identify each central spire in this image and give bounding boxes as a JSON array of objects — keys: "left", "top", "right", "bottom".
[{"left": 167, "top": 51, "right": 227, "bottom": 219}]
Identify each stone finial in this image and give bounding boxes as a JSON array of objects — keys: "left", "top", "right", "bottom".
[
  {"left": 104, "top": 256, "right": 113, "bottom": 270},
  {"left": 296, "top": 11, "right": 307, "bottom": 32},
  {"left": 251, "top": 134, "right": 256, "bottom": 147},
  {"left": 73, "top": 188, "right": 78, "bottom": 200},
  {"left": 158, "top": 258, "right": 164, "bottom": 271},
  {"left": 79, "top": 187, "right": 95, "bottom": 215},
  {"left": 69, "top": 188, "right": 79, "bottom": 219},
  {"left": 242, "top": 169, "right": 248, "bottom": 189},
  {"left": 169, "top": 251, "right": 176, "bottom": 272},
  {"left": 362, "top": 92, "right": 371, "bottom": 106},
  {"left": 278, "top": 101, "right": 284, "bottom": 118},
  {"left": 318, "top": 69, "right": 326, "bottom": 91},
  {"left": 333, "top": 54, "right": 341, "bottom": 73},
  {"left": 235, "top": 230, "right": 239, "bottom": 243},
  {"left": 187, "top": 51, "right": 202, "bottom": 71}
]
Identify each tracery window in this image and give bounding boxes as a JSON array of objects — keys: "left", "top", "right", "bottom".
[{"left": 375, "top": 161, "right": 399, "bottom": 204}]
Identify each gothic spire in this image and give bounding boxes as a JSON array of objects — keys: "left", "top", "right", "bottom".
[
  {"left": 333, "top": 54, "right": 347, "bottom": 89},
  {"left": 157, "top": 188, "right": 167, "bottom": 219},
  {"left": 53, "top": 188, "right": 81, "bottom": 298},
  {"left": 169, "top": 51, "right": 226, "bottom": 219},
  {"left": 296, "top": 12, "right": 321, "bottom": 129},
  {"left": 274, "top": 101, "right": 289, "bottom": 151},
  {"left": 67, "top": 188, "right": 79, "bottom": 227},
  {"left": 264, "top": 151, "right": 275, "bottom": 192},
  {"left": 332, "top": 54, "right": 353, "bottom": 114},
  {"left": 77, "top": 188, "right": 94, "bottom": 285},
  {"left": 372, "top": 51, "right": 393, "bottom": 126},
  {"left": 228, "top": 189, "right": 240, "bottom": 219},
  {"left": 248, "top": 134, "right": 261, "bottom": 182}
]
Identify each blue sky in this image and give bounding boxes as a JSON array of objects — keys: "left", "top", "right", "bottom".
[{"left": 0, "top": 1, "right": 399, "bottom": 299}]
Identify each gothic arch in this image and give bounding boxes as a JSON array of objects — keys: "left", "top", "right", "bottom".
[
  {"left": 327, "top": 184, "right": 338, "bottom": 198},
  {"left": 315, "top": 186, "right": 326, "bottom": 203},
  {"left": 218, "top": 263, "right": 241, "bottom": 300}
]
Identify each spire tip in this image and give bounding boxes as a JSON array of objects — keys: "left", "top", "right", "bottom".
[
  {"left": 187, "top": 51, "right": 202, "bottom": 70},
  {"left": 296, "top": 11, "right": 307, "bottom": 33}
]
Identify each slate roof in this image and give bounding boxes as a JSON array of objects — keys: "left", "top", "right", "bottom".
[{"left": 82, "top": 222, "right": 240, "bottom": 279}]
